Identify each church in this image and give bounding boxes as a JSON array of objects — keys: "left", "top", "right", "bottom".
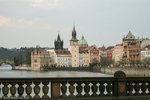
[{"left": 31, "top": 26, "right": 100, "bottom": 70}]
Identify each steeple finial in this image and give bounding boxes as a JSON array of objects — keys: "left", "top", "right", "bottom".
[
  {"left": 72, "top": 25, "right": 77, "bottom": 40},
  {"left": 81, "top": 35, "right": 84, "bottom": 40},
  {"left": 57, "top": 33, "right": 61, "bottom": 41}
]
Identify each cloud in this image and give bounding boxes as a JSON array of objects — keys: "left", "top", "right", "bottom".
[
  {"left": 0, "top": 16, "right": 34, "bottom": 28},
  {"left": 0, "top": 16, "right": 11, "bottom": 27},
  {"left": 30, "top": 0, "right": 61, "bottom": 9}
]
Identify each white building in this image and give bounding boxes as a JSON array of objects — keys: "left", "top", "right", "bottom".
[
  {"left": 141, "top": 45, "right": 150, "bottom": 61},
  {"left": 47, "top": 49, "right": 72, "bottom": 67},
  {"left": 112, "top": 44, "right": 124, "bottom": 63},
  {"left": 55, "top": 50, "right": 72, "bottom": 67}
]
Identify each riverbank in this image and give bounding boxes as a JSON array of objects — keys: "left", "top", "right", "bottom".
[
  {"left": 95, "top": 67, "right": 150, "bottom": 77},
  {"left": 13, "top": 66, "right": 31, "bottom": 71},
  {"left": 12, "top": 65, "right": 150, "bottom": 77}
]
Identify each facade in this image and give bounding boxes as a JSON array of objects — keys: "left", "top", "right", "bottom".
[
  {"left": 31, "top": 49, "right": 50, "bottom": 70},
  {"left": 99, "top": 45, "right": 107, "bottom": 58},
  {"left": 141, "top": 38, "right": 150, "bottom": 49},
  {"left": 85, "top": 45, "right": 100, "bottom": 64},
  {"left": 46, "top": 49, "right": 57, "bottom": 67},
  {"left": 141, "top": 38, "right": 150, "bottom": 62},
  {"left": 141, "top": 45, "right": 150, "bottom": 62},
  {"left": 79, "top": 36, "right": 89, "bottom": 66},
  {"left": 47, "top": 49, "right": 72, "bottom": 67},
  {"left": 69, "top": 26, "right": 79, "bottom": 67},
  {"left": 106, "top": 46, "right": 114, "bottom": 59},
  {"left": 122, "top": 31, "right": 141, "bottom": 62},
  {"left": 55, "top": 50, "right": 72, "bottom": 67},
  {"left": 112, "top": 44, "right": 124, "bottom": 62},
  {"left": 47, "top": 34, "right": 72, "bottom": 67}
]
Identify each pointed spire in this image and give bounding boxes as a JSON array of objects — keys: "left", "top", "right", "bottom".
[
  {"left": 57, "top": 33, "right": 61, "bottom": 41},
  {"left": 73, "top": 25, "right": 75, "bottom": 31},
  {"left": 126, "top": 30, "right": 135, "bottom": 39},
  {"left": 102, "top": 44, "right": 105, "bottom": 48},
  {"left": 81, "top": 35, "right": 84, "bottom": 40},
  {"left": 72, "top": 25, "right": 77, "bottom": 40}
]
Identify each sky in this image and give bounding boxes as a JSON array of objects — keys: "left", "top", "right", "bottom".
[{"left": 0, "top": 0, "right": 150, "bottom": 48}]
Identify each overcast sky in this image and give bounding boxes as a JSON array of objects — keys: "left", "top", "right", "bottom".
[{"left": 0, "top": 0, "right": 150, "bottom": 48}]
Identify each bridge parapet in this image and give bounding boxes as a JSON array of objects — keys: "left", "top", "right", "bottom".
[
  {"left": 0, "top": 71, "right": 150, "bottom": 100},
  {"left": 0, "top": 60, "right": 14, "bottom": 66}
]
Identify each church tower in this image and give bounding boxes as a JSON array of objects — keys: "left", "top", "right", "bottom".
[
  {"left": 69, "top": 26, "right": 79, "bottom": 67},
  {"left": 54, "top": 34, "right": 63, "bottom": 50}
]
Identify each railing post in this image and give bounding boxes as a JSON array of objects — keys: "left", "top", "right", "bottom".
[
  {"left": 51, "top": 81, "right": 60, "bottom": 98},
  {"left": 114, "top": 71, "right": 127, "bottom": 97}
]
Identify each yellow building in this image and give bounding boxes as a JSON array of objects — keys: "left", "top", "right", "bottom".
[
  {"left": 122, "top": 31, "right": 141, "bottom": 62},
  {"left": 31, "top": 49, "right": 50, "bottom": 70}
]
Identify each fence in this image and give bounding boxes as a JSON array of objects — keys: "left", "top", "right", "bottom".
[{"left": 0, "top": 71, "right": 150, "bottom": 100}]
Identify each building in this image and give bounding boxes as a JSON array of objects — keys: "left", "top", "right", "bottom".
[
  {"left": 141, "top": 45, "right": 150, "bottom": 62},
  {"left": 85, "top": 45, "right": 100, "bottom": 64},
  {"left": 79, "top": 36, "right": 89, "bottom": 66},
  {"left": 141, "top": 38, "right": 150, "bottom": 49},
  {"left": 69, "top": 26, "right": 79, "bottom": 67},
  {"left": 46, "top": 49, "right": 57, "bottom": 67},
  {"left": 47, "top": 34, "right": 72, "bottom": 67},
  {"left": 112, "top": 44, "right": 124, "bottom": 63},
  {"left": 106, "top": 46, "right": 114, "bottom": 59},
  {"left": 122, "top": 31, "right": 141, "bottom": 62},
  {"left": 99, "top": 45, "right": 107, "bottom": 58},
  {"left": 54, "top": 34, "right": 63, "bottom": 50},
  {"left": 55, "top": 50, "right": 72, "bottom": 67},
  {"left": 31, "top": 49, "right": 50, "bottom": 70}
]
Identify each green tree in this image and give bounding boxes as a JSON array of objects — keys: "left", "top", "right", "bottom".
[{"left": 100, "top": 57, "right": 114, "bottom": 67}]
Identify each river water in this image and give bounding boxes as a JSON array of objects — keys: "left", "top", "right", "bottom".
[{"left": 0, "top": 64, "right": 112, "bottom": 78}]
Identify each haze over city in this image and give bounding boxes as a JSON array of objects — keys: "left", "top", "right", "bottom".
[{"left": 0, "top": 0, "right": 150, "bottom": 48}]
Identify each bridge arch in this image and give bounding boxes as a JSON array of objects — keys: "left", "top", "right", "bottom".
[{"left": 0, "top": 60, "right": 15, "bottom": 67}]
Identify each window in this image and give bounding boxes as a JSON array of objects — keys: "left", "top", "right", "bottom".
[{"left": 34, "top": 59, "right": 37, "bottom": 63}]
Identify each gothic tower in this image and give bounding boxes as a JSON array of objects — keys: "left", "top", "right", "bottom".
[
  {"left": 54, "top": 34, "right": 63, "bottom": 50},
  {"left": 69, "top": 26, "right": 79, "bottom": 67}
]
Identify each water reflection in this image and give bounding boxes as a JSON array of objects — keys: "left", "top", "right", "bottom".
[
  {"left": 0, "top": 64, "right": 112, "bottom": 78},
  {"left": 0, "top": 64, "right": 12, "bottom": 70}
]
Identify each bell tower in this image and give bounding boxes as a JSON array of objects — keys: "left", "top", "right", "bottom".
[
  {"left": 54, "top": 34, "right": 63, "bottom": 50},
  {"left": 69, "top": 26, "right": 79, "bottom": 67}
]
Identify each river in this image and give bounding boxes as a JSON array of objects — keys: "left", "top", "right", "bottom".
[{"left": 0, "top": 64, "right": 112, "bottom": 78}]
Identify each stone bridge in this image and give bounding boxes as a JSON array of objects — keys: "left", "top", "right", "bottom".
[{"left": 0, "top": 60, "right": 14, "bottom": 67}]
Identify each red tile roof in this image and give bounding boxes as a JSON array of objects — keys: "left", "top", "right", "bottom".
[{"left": 55, "top": 50, "right": 71, "bottom": 55}]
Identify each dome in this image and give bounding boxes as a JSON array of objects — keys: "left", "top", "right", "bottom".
[{"left": 79, "top": 36, "right": 88, "bottom": 45}]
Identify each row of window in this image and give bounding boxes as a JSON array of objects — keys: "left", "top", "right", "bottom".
[
  {"left": 141, "top": 51, "right": 150, "bottom": 55},
  {"left": 58, "top": 58, "right": 71, "bottom": 62}
]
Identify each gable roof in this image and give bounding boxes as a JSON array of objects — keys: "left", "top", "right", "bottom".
[{"left": 55, "top": 50, "right": 71, "bottom": 55}]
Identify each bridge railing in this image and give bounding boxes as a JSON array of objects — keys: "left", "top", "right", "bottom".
[{"left": 0, "top": 71, "right": 150, "bottom": 100}]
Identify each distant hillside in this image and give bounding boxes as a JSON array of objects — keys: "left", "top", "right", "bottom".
[{"left": 0, "top": 47, "right": 18, "bottom": 61}]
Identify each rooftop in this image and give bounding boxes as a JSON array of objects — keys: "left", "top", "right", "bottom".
[{"left": 79, "top": 36, "right": 88, "bottom": 45}]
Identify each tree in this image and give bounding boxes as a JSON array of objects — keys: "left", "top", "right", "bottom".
[
  {"left": 118, "top": 59, "right": 128, "bottom": 67},
  {"left": 100, "top": 57, "right": 114, "bottom": 67},
  {"left": 14, "top": 57, "right": 19, "bottom": 66}
]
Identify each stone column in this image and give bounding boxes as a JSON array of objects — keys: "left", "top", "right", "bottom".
[
  {"left": 114, "top": 71, "right": 127, "bottom": 96},
  {"left": 51, "top": 82, "right": 60, "bottom": 98}
]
